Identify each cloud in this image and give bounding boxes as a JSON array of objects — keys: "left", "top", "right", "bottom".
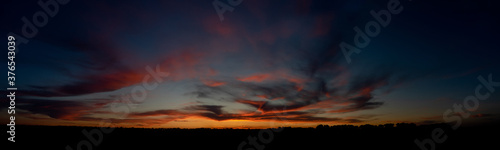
[
  {"left": 184, "top": 105, "right": 225, "bottom": 115},
  {"left": 13, "top": 0, "right": 422, "bottom": 127},
  {"left": 238, "top": 74, "right": 272, "bottom": 82},
  {"left": 202, "top": 80, "right": 226, "bottom": 87},
  {"left": 191, "top": 73, "right": 385, "bottom": 115},
  {"left": 129, "top": 110, "right": 182, "bottom": 117},
  {"left": 471, "top": 113, "right": 494, "bottom": 118},
  {"left": 16, "top": 98, "right": 114, "bottom": 120},
  {"left": 184, "top": 47, "right": 410, "bottom": 123},
  {"left": 127, "top": 105, "right": 368, "bottom": 124},
  {"left": 236, "top": 100, "right": 267, "bottom": 110},
  {"left": 418, "top": 120, "right": 440, "bottom": 125}
]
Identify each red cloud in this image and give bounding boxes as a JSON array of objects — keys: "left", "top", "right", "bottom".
[
  {"left": 471, "top": 113, "right": 493, "bottom": 118},
  {"left": 202, "top": 14, "right": 237, "bottom": 37},
  {"left": 256, "top": 95, "right": 269, "bottom": 99},
  {"left": 311, "top": 14, "right": 334, "bottom": 37},
  {"left": 158, "top": 50, "right": 212, "bottom": 81},
  {"left": 202, "top": 80, "right": 226, "bottom": 87},
  {"left": 238, "top": 74, "right": 271, "bottom": 82},
  {"left": 236, "top": 100, "right": 267, "bottom": 110}
]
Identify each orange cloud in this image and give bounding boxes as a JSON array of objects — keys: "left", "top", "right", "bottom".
[
  {"left": 238, "top": 74, "right": 271, "bottom": 82},
  {"left": 202, "top": 80, "right": 226, "bottom": 87},
  {"left": 256, "top": 95, "right": 269, "bottom": 99},
  {"left": 236, "top": 100, "right": 267, "bottom": 110},
  {"left": 471, "top": 113, "right": 493, "bottom": 118}
]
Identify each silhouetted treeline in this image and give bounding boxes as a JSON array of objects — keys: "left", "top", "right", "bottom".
[{"left": 4, "top": 123, "right": 499, "bottom": 150}]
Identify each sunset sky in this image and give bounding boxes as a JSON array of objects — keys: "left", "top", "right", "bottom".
[{"left": 1, "top": 0, "right": 499, "bottom": 129}]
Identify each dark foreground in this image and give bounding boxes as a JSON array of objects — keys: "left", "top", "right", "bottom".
[{"left": 4, "top": 123, "right": 499, "bottom": 150}]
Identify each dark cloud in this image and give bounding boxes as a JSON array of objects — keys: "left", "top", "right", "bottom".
[
  {"left": 184, "top": 105, "right": 225, "bottom": 115},
  {"left": 128, "top": 105, "right": 368, "bottom": 124},
  {"left": 471, "top": 113, "right": 495, "bottom": 118},
  {"left": 130, "top": 110, "right": 181, "bottom": 117},
  {"left": 16, "top": 98, "right": 113, "bottom": 120},
  {"left": 418, "top": 120, "right": 440, "bottom": 125},
  {"left": 188, "top": 64, "right": 398, "bottom": 118}
]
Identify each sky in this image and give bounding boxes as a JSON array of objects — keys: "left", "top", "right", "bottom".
[{"left": 1, "top": 0, "right": 500, "bottom": 129}]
